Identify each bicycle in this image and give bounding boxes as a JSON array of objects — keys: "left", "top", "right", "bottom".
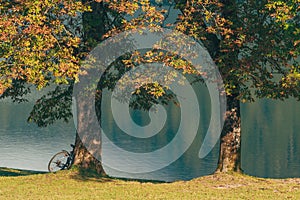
[{"left": 48, "top": 144, "right": 75, "bottom": 172}]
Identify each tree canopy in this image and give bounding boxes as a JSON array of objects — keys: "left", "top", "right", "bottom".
[{"left": 1, "top": 0, "right": 299, "bottom": 101}]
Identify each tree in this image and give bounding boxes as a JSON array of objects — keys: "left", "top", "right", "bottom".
[
  {"left": 172, "top": 0, "right": 299, "bottom": 172},
  {"left": 0, "top": 0, "right": 166, "bottom": 174},
  {"left": 1, "top": 0, "right": 299, "bottom": 175}
]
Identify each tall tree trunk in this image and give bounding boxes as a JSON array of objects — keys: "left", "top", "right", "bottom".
[
  {"left": 216, "top": 94, "right": 242, "bottom": 172},
  {"left": 215, "top": 0, "right": 242, "bottom": 173},
  {"left": 72, "top": 94, "right": 106, "bottom": 175},
  {"left": 70, "top": 1, "right": 109, "bottom": 175}
]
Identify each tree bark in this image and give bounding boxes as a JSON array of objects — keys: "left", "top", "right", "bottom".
[
  {"left": 214, "top": 0, "right": 242, "bottom": 173},
  {"left": 73, "top": 131, "right": 106, "bottom": 175},
  {"left": 216, "top": 94, "right": 242, "bottom": 172},
  {"left": 72, "top": 93, "right": 106, "bottom": 175},
  {"left": 69, "top": 1, "right": 109, "bottom": 175}
]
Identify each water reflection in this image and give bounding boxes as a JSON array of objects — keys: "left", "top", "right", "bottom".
[
  {"left": 101, "top": 82, "right": 218, "bottom": 182},
  {"left": 0, "top": 102, "right": 75, "bottom": 172},
  {"left": 241, "top": 98, "right": 300, "bottom": 178},
  {"left": 0, "top": 88, "right": 299, "bottom": 181}
]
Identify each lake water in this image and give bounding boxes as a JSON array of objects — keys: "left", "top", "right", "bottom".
[
  {"left": 0, "top": 88, "right": 299, "bottom": 182},
  {"left": 0, "top": 102, "right": 76, "bottom": 172},
  {"left": 241, "top": 98, "right": 300, "bottom": 178}
]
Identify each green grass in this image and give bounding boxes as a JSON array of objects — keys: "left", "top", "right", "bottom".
[{"left": 0, "top": 167, "right": 299, "bottom": 199}]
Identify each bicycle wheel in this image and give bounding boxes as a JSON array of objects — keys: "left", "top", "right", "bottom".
[{"left": 48, "top": 151, "right": 70, "bottom": 172}]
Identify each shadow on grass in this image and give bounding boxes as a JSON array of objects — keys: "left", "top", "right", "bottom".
[
  {"left": 0, "top": 167, "right": 45, "bottom": 177},
  {"left": 0, "top": 166, "right": 167, "bottom": 184},
  {"left": 69, "top": 166, "right": 167, "bottom": 184}
]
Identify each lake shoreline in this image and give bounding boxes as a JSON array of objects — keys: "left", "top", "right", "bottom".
[{"left": 1, "top": 167, "right": 299, "bottom": 199}]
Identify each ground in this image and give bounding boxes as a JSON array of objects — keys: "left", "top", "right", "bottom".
[{"left": 0, "top": 167, "right": 299, "bottom": 199}]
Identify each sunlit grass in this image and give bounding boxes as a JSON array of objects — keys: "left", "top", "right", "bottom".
[{"left": 0, "top": 167, "right": 299, "bottom": 199}]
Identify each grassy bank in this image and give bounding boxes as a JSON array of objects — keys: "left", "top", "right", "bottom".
[{"left": 0, "top": 167, "right": 299, "bottom": 199}]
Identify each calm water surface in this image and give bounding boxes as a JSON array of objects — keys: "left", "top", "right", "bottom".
[
  {"left": 0, "top": 102, "right": 75, "bottom": 172},
  {"left": 241, "top": 98, "right": 300, "bottom": 178},
  {"left": 0, "top": 89, "right": 299, "bottom": 181}
]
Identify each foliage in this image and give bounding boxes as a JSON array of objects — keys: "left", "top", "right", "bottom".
[
  {"left": 27, "top": 84, "right": 73, "bottom": 126},
  {"left": 173, "top": 0, "right": 299, "bottom": 101},
  {"left": 0, "top": 0, "right": 299, "bottom": 157},
  {"left": 0, "top": 0, "right": 90, "bottom": 95}
]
